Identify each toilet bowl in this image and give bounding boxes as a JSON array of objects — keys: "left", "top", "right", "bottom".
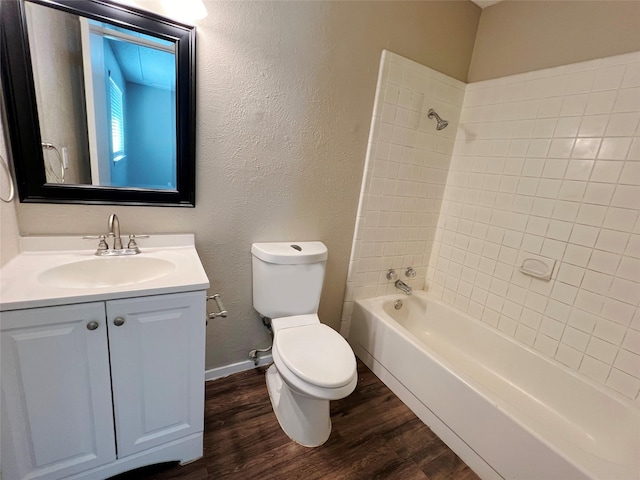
[
  {"left": 251, "top": 242, "right": 357, "bottom": 447},
  {"left": 266, "top": 315, "right": 357, "bottom": 446}
]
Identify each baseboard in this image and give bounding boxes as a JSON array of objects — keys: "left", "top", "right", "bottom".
[{"left": 205, "top": 354, "right": 273, "bottom": 382}]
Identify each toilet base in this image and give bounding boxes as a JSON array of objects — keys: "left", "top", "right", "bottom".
[{"left": 265, "top": 364, "right": 331, "bottom": 447}]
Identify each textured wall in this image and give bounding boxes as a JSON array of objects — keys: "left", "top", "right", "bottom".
[
  {"left": 469, "top": 1, "right": 640, "bottom": 82},
  {"left": 429, "top": 52, "right": 640, "bottom": 401},
  {"left": 11, "top": 1, "right": 480, "bottom": 370},
  {"left": 340, "top": 50, "right": 465, "bottom": 335}
]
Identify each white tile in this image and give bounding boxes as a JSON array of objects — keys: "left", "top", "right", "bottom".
[
  {"left": 626, "top": 138, "right": 640, "bottom": 160},
  {"left": 560, "top": 94, "right": 588, "bottom": 116},
  {"left": 515, "top": 323, "right": 536, "bottom": 346},
  {"left": 611, "top": 185, "right": 640, "bottom": 208},
  {"left": 596, "top": 229, "right": 630, "bottom": 254},
  {"left": 551, "top": 281, "right": 578, "bottom": 305},
  {"left": 592, "top": 64, "right": 625, "bottom": 92},
  {"left": 586, "top": 336, "right": 618, "bottom": 363},
  {"left": 555, "top": 344, "right": 583, "bottom": 369},
  {"left": 603, "top": 207, "right": 639, "bottom": 231},
  {"left": 590, "top": 161, "right": 623, "bottom": 184},
  {"left": 569, "top": 224, "right": 600, "bottom": 248},
  {"left": 612, "top": 87, "right": 640, "bottom": 113},
  {"left": 582, "top": 182, "right": 615, "bottom": 205},
  {"left": 578, "top": 115, "right": 608, "bottom": 137},
  {"left": 576, "top": 204, "right": 607, "bottom": 226},
  {"left": 619, "top": 163, "right": 640, "bottom": 186},
  {"left": 565, "top": 159, "right": 594, "bottom": 181},
  {"left": 581, "top": 269, "right": 613, "bottom": 295},
  {"left": 606, "top": 368, "right": 640, "bottom": 398},
  {"left": 598, "top": 137, "right": 633, "bottom": 160},
  {"left": 521, "top": 308, "right": 543, "bottom": 329},
  {"left": 534, "top": 333, "right": 559, "bottom": 357},
  {"left": 626, "top": 234, "right": 640, "bottom": 258},
  {"left": 579, "top": 355, "right": 610, "bottom": 383},
  {"left": 557, "top": 263, "right": 586, "bottom": 286},
  {"left": 537, "top": 179, "right": 562, "bottom": 199},
  {"left": 532, "top": 118, "right": 557, "bottom": 138},
  {"left": 608, "top": 277, "right": 640, "bottom": 305},
  {"left": 545, "top": 299, "right": 572, "bottom": 322},
  {"left": 531, "top": 198, "right": 555, "bottom": 217},
  {"left": 547, "top": 220, "right": 573, "bottom": 241},
  {"left": 585, "top": 90, "right": 617, "bottom": 115},
  {"left": 622, "top": 329, "right": 640, "bottom": 355},
  {"left": 522, "top": 158, "right": 546, "bottom": 177},
  {"left": 588, "top": 250, "right": 621, "bottom": 275},
  {"left": 574, "top": 290, "right": 605, "bottom": 315},
  {"left": 562, "top": 244, "right": 592, "bottom": 267},
  {"left": 572, "top": 138, "right": 601, "bottom": 159},
  {"left": 551, "top": 200, "right": 579, "bottom": 221},
  {"left": 605, "top": 113, "right": 640, "bottom": 137},
  {"left": 617, "top": 256, "right": 640, "bottom": 283},
  {"left": 541, "top": 238, "right": 567, "bottom": 259},
  {"left": 621, "top": 62, "right": 640, "bottom": 88},
  {"left": 593, "top": 318, "right": 627, "bottom": 345},
  {"left": 554, "top": 116, "right": 581, "bottom": 137},
  {"left": 548, "top": 138, "right": 575, "bottom": 158},
  {"left": 558, "top": 180, "right": 587, "bottom": 202},
  {"left": 561, "top": 326, "right": 590, "bottom": 352},
  {"left": 540, "top": 316, "right": 565, "bottom": 340}
]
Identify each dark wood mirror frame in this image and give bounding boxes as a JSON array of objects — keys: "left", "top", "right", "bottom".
[{"left": 0, "top": 0, "right": 196, "bottom": 207}]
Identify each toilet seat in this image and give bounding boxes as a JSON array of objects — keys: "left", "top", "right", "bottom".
[{"left": 276, "top": 324, "right": 356, "bottom": 388}]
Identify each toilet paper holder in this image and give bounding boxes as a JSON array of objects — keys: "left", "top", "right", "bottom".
[{"left": 207, "top": 293, "right": 227, "bottom": 323}]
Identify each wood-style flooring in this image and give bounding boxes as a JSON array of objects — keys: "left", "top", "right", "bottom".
[{"left": 111, "top": 361, "right": 480, "bottom": 480}]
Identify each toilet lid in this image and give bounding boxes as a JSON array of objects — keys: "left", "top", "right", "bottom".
[{"left": 276, "top": 324, "right": 356, "bottom": 389}]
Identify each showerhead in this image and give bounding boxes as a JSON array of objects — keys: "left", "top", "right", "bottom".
[{"left": 427, "top": 109, "right": 448, "bottom": 130}]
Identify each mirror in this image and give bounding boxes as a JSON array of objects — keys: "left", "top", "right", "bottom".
[{"left": 0, "top": 0, "right": 196, "bottom": 206}]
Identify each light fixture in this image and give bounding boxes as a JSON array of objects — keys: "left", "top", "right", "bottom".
[{"left": 161, "top": 0, "right": 208, "bottom": 22}]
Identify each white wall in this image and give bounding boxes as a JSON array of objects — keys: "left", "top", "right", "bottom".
[
  {"left": 340, "top": 51, "right": 465, "bottom": 335},
  {"left": 429, "top": 52, "right": 640, "bottom": 401}
]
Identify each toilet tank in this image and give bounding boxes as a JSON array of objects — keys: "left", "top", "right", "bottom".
[{"left": 251, "top": 242, "right": 328, "bottom": 319}]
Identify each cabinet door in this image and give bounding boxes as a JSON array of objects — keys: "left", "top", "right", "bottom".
[
  {"left": 106, "top": 291, "right": 205, "bottom": 457},
  {"left": 1, "top": 303, "right": 116, "bottom": 480}
]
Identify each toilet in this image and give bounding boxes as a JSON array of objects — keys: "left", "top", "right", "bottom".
[{"left": 251, "top": 241, "right": 357, "bottom": 447}]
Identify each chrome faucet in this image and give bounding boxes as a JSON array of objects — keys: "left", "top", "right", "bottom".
[
  {"left": 108, "top": 213, "right": 123, "bottom": 250},
  {"left": 395, "top": 279, "right": 412, "bottom": 295}
]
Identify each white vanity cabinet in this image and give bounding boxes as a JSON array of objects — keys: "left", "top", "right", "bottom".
[{"left": 1, "top": 291, "right": 206, "bottom": 480}]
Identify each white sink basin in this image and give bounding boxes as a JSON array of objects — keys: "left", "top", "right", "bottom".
[{"left": 37, "top": 256, "right": 176, "bottom": 288}]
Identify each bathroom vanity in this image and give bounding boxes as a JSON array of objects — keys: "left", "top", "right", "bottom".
[{"left": 0, "top": 235, "right": 209, "bottom": 480}]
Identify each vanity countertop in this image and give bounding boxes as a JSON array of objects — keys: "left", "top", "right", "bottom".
[{"left": 0, "top": 235, "right": 210, "bottom": 311}]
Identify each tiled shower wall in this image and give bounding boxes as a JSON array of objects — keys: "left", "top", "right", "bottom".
[
  {"left": 428, "top": 52, "right": 640, "bottom": 401},
  {"left": 340, "top": 51, "right": 465, "bottom": 335}
]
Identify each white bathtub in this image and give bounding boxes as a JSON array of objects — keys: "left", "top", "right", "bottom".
[{"left": 349, "top": 290, "right": 640, "bottom": 480}]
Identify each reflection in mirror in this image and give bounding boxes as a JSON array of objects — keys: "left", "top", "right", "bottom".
[
  {"left": 25, "top": 1, "right": 177, "bottom": 190},
  {"left": 0, "top": 0, "right": 195, "bottom": 206}
]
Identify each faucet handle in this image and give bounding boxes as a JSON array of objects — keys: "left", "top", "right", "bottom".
[
  {"left": 405, "top": 267, "right": 417, "bottom": 278},
  {"left": 386, "top": 269, "right": 397, "bottom": 281},
  {"left": 127, "top": 234, "right": 149, "bottom": 252},
  {"left": 83, "top": 234, "right": 109, "bottom": 252}
]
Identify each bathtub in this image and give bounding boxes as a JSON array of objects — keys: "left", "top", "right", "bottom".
[{"left": 349, "top": 290, "right": 640, "bottom": 480}]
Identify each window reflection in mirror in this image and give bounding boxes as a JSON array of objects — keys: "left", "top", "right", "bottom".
[{"left": 24, "top": 1, "right": 177, "bottom": 191}]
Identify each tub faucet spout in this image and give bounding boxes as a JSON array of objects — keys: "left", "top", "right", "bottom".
[{"left": 395, "top": 279, "right": 412, "bottom": 295}]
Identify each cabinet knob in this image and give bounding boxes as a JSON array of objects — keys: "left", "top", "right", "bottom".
[
  {"left": 113, "top": 317, "right": 126, "bottom": 327},
  {"left": 86, "top": 321, "right": 99, "bottom": 331}
]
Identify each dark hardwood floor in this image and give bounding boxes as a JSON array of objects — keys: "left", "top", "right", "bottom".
[{"left": 111, "top": 361, "right": 480, "bottom": 480}]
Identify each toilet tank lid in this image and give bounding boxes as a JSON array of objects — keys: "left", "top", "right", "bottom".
[{"left": 251, "top": 242, "right": 328, "bottom": 264}]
